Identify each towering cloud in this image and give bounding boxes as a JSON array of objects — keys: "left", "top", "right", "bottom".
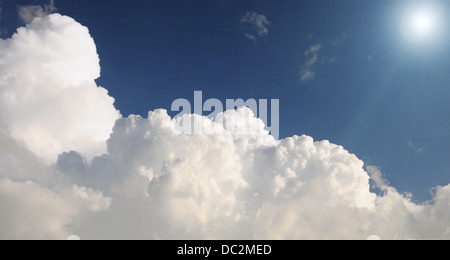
[
  {"left": 0, "top": 14, "right": 449, "bottom": 240},
  {"left": 0, "top": 14, "right": 121, "bottom": 162}
]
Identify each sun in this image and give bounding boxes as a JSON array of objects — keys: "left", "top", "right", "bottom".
[
  {"left": 411, "top": 12, "right": 434, "bottom": 35},
  {"left": 400, "top": 9, "right": 438, "bottom": 43}
]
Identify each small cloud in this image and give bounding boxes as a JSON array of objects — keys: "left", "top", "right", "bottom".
[
  {"left": 330, "top": 34, "right": 347, "bottom": 46},
  {"left": 367, "top": 166, "right": 390, "bottom": 191},
  {"left": 408, "top": 141, "right": 425, "bottom": 154},
  {"left": 305, "top": 44, "right": 322, "bottom": 55},
  {"left": 241, "top": 11, "right": 270, "bottom": 41},
  {"left": 304, "top": 44, "right": 321, "bottom": 66},
  {"left": 243, "top": 33, "right": 256, "bottom": 41},
  {"left": 299, "top": 43, "right": 322, "bottom": 82},
  {"left": 300, "top": 69, "right": 315, "bottom": 82},
  {"left": 218, "top": 0, "right": 232, "bottom": 8},
  {"left": 18, "top": 0, "right": 57, "bottom": 24}
]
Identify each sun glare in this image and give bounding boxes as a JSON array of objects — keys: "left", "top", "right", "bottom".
[
  {"left": 412, "top": 13, "right": 433, "bottom": 34},
  {"left": 400, "top": 8, "right": 438, "bottom": 43}
]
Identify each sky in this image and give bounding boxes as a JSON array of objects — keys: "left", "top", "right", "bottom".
[{"left": 0, "top": 0, "right": 450, "bottom": 240}]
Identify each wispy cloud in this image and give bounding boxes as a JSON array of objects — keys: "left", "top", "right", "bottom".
[
  {"left": 300, "top": 69, "right": 315, "bottom": 82},
  {"left": 241, "top": 11, "right": 270, "bottom": 41},
  {"left": 218, "top": 0, "right": 232, "bottom": 8},
  {"left": 304, "top": 44, "right": 321, "bottom": 66},
  {"left": 300, "top": 43, "right": 322, "bottom": 82},
  {"left": 408, "top": 141, "right": 425, "bottom": 154},
  {"left": 18, "top": 0, "right": 57, "bottom": 24},
  {"left": 330, "top": 34, "right": 347, "bottom": 46}
]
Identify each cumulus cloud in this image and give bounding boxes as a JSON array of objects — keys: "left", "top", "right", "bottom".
[
  {"left": 0, "top": 14, "right": 121, "bottom": 162},
  {"left": 0, "top": 13, "right": 449, "bottom": 240},
  {"left": 300, "top": 44, "right": 321, "bottom": 82},
  {"left": 241, "top": 11, "right": 270, "bottom": 41},
  {"left": 18, "top": 0, "right": 57, "bottom": 24},
  {"left": 0, "top": 178, "right": 75, "bottom": 240},
  {"left": 53, "top": 110, "right": 450, "bottom": 240},
  {"left": 0, "top": 132, "right": 111, "bottom": 240}
]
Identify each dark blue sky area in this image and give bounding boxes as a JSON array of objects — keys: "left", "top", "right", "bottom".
[{"left": 2, "top": 0, "right": 450, "bottom": 201}]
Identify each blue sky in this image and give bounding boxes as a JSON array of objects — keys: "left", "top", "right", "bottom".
[{"left": 2, "top": 0, "right": 450, "bottom": 202}]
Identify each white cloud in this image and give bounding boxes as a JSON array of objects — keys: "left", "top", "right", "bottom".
[
  {"left": 18, "top": 0, "right": 57, "bottom": 24},
  {"left": 0, "top": 13, "right": 449, "bottom": 240},
  {"left": 241, "top": 11, "right": 270, "bottom": 41},
  {"left": 304, "top": 44, "right": 322, "bottom": 66},
  {"left": 300, "top": 43, "right": 321, "bottom": 82},
  {"left": 0, "top": 178, "right": 76, "bottom": 240},
  {"left": 300, "top": 69, "right": 315, "bottom": 82},
  {"left": 0, "top": 14, "right": 121, "bottom": 162},
  {"left": 243, "top": 33, "right": 256, "bottom": 41},
  {"left": 367, "top": 166, "right": 390, "bottom": 191},
  {"left": 56, "top": 110, "right": 450, "bottom": 240},
  {"left": 0, "top": 133, "right": 111, "bottom": 240},
  {"left": 408, "top": 141, "right": 425, "bottom": 154}
]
